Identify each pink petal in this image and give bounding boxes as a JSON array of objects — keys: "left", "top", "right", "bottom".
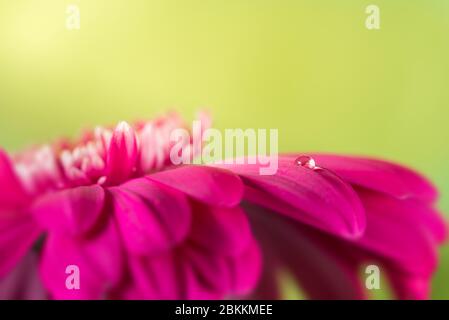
[
  {"left": 308, "top": 154, "right": 438, "bottom": 203},
  {"left": 106, "top": 122, "right": 139, "bottom": 185},
  {"left": 0, "top": 214, "right": 41, "bottom": 278},
  {"left": 31, "top": 185, "right": 105, "bottom": 236},
  {"left": 188, "top": 202, "right": 252, "bottom": 256},
  {"left": 365, "top": 191, "right": 447, "bottom": 244},
  {"left": 354, "top": 189, "right": 438, "bottom": 276},
  {"left": 387, "top": 271, "right": 430, "bottom": 300},
  {"left": 181, "top": 255, "right": 225, "bottom": 300},
  {"left": 109, "top": 277, "right": 144, "bottom": 300},
  {"left": 39, "top": 217, "right": 124, "bottom": 299},
  {"left": 214, "top": 157, "right": 366, "bottom": 239},
  {"left": 226, "top": 238, "right": 262, "bottom": 296},
  {"left": 0, "top": 150, "right": 29, "bottom": 209},
  {"left": 249, "top": 248, "right": 281, "bottom": 300},
  {"left": 127, "top": 251, "right": 181, "bottom": 299},
  {"left": 0, "top": 250, "right": 47, "bottom": 300},
  {"left": 245, "top": 203, "right": 366, "bottom": 299},
  {"left": 147, "top": 166, "right": 244, "bottom": 207},
  {"left": 128, "top": 241, "right": 261, "bottom": 299},
  {"left": 245, "top": 221, "right": 283, "bottom": 300},
  {"left": 182, "top": 205, "right": 260, "bottom": 298},
  {"left": 423, "top": 208, "right": 448, "bottom": 244},
  {"left": 110, "top": 178, "right": 191, "bottom": 256},
  {"left": 125, "top": 200, "right": 258, "bottom": 299},
  {"left": 181, "top": 246, "right": 231, "bottom": 297},
  {"left": 119, "top": 250, "right": 227, "bottom": 301}
]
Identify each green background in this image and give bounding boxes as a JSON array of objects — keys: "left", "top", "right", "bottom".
[{"left": 0, "top": 0, "right": 448, "bottom": 298}]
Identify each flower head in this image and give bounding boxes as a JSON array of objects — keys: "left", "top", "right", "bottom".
[{"left": 0, "top": 113, "right": 446, "bottom": 299}]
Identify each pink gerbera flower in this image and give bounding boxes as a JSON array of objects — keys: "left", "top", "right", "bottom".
[{"left": 0, "top": 113, "right": 446, "bottom": 299}]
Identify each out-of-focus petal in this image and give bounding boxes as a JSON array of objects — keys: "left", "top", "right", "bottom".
[
  {"left": 110, "top": 178, "right": 191, "bottom": 256},
  {"left": 250, "top": 246, "right": 281, "bottom": 300},
  {"left": 31, "top": 185, "right": 105, "bottom": 236},
  {"left": 225, "top": 238, "right": 262, "bottom": 296},
  {"left": 39, "top": 217, "right": 123, "bottom": 299},
  {"left": 0, "top": 250, "right": 47, "bottom": 300},
  {"left": 353, "top": 189, "right": 438, "bottom": 276},
  {"left": 361, "top": 188, "right": 446, "bottom": 244},
  {"left": 147, "top": 166, "right": 244, "bottom": 208},
  {"left": 0, "top": 150, "right": 29, "bottom": 210},
  {"left": 307, "top": 154, "right": 438, "bottom": 202},
  {"left": 213, "top": 157, "right": 366, "bottom": 239},
  {"left": 245, "top": 202, "right": 365, "bottom": 299},
  {"left": 128, "top": 241, "right": 261, "bottom": 300},
  {"left": 386, "top": 271, "right": 430, "bottom": 300},
  {"left": 0, "top": 214, "right": 41, "bottom": 278},
  {"left": 125, "top": 198, "right": 261, "bottom": 300},
  {"left": 127, "top": 251, "right": 182, "bottom": 299},
  {"left": 187, "top": 247, "right": 237, "bottom": 297},
  {"left": 188, "top": 202, "right": 252, "bottom": 256}
]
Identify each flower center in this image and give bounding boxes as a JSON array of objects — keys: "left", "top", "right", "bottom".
[{"left": 13, "top": 113, "right": 209, "bottom": 194}]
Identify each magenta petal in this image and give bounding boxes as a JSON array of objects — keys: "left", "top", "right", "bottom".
[
  {"left": 246, "top": 203, "right": 365, "bottom": 299},
  {"left": 110, "top": 178, "right": 191, "bottom": 256},
  {"left": 189, "top": 203, "right": 252, "bottom": 256},
  {"left": 182, "top": 246, "right": 231, "bottom": 296},
  {"left": 387, "top": 271, "right": 430, "bottom": 300},
  {"left": 106, "top": 122, "right": 139, "bottom": 185},
  {"left": 226, "top": 239, "right": 262, "bottom": 296},
  {"left": 250, "top": 248, "right": 281, "bottom": 300},
  {"left": 128, "top": 252, "right": 181, "bottom": 299},
  {"left": 423, "top": 208, "right": 448, "bottom": 244},
  {"left": 39, "top": 217, "right": 123, "bottom": 299},
  {"left": 31, "top": 185, "right": 105, "bottom": 236},
  {"left": 355, "top": 189, "right": 438, "bottom": 276},
  {"left": 129, "top": 242, "right": 261, "bottom": 299},
  {"left": 110, "top": 279, "right": 144, "bottom": 300},
  {"left": 0, "top": 214, "right": 41, "bottom": 278},
  {"left": 369, "top": 193, "right": 447, "bottom": 245},
  {"left": 181, "top": 256, "right": 225, "bottom": 300},
  {"left": 308, "top": 154, "right": 438, "bottom": 202},
  {"left": 0, "top": 150, "right": 29, "bottom": 209},
  {"left": 0, "top": 250, "right": 47, "bottom": 300},
  {"left": 214, "top": 157, "right": 366, "bottom": 239},
  {"left": 147, "top": 166, "right": 244, "bottom": 207}
]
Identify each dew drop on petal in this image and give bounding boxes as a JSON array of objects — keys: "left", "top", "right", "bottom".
[{"left": 294, "top": 155, "right": 317, "bottom": 169}]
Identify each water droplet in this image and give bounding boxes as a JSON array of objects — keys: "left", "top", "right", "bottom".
[{"left": 295, "top": 155, "right": 317, "bottom": 169}]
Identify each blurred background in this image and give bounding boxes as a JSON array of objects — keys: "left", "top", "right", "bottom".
[{"left": 0, "top": 0, "right": 448, "bottom": 298}]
